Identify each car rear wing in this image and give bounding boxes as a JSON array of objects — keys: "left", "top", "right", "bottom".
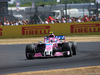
[{"left": 55, "top": 36, "right": 66, "bottom": 40}]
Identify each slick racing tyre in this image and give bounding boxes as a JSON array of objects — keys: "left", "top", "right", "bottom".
[
  {"left": 70, "top": 42, "right": 77, "bottom": 55},
  {"left": 62, "top": 43, "right": 72, "bottom": 57},
  {"left": 26, "top": 44, "right": 36, "bottom": 59},
  {"left": 72, "top": 42, "right": 77, "bottom": 55}
]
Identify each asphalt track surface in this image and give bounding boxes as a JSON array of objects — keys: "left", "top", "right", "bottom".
[{"left": 0, "top": 42, "right": 100, "bottom": 75}]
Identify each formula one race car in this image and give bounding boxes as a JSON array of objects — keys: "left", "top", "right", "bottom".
[{"left": 25, "top": 32, "right": 77, "bottom": 59}]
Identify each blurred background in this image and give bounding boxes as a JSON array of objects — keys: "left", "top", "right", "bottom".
[{"left": 0, "top": 0, "right": 100, "bottom": 23}]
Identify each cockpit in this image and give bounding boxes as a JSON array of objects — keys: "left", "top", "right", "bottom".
[{"left": 48, "top": 34, "right": 55, "bottom": 38}]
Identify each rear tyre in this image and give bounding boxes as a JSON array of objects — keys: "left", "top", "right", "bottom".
[
  {"left": 62, "top": 43, "right": 72, "bottom": 57},
  {"left": 26, "top": 44, "right": 36, "bottom": 59}
]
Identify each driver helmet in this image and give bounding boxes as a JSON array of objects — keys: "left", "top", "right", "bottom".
[{"left": 49, "top": 31, "right": 55, "bottom": 37}]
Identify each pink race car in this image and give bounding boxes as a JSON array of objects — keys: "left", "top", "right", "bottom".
[{"left": 25, "top": 33, "right": 77, "bottom": 59}]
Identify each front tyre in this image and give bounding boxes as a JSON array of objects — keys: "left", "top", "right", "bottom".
[
  {"left": 71, "top": 42, "right": 77, "bottom": 55},
  {"left": 62, "top": 43, "right": 72, "bottom": 57},
  {"left": 26, "top": 44, "right": 36, "bottom": 59}
]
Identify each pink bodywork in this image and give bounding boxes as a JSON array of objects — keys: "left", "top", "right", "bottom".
[
  {"left": 34, "top": 37, "right": 66, "bottom": 57},
  {"left": 34, "top": 52, "right": 63, "bottom": 57}
]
